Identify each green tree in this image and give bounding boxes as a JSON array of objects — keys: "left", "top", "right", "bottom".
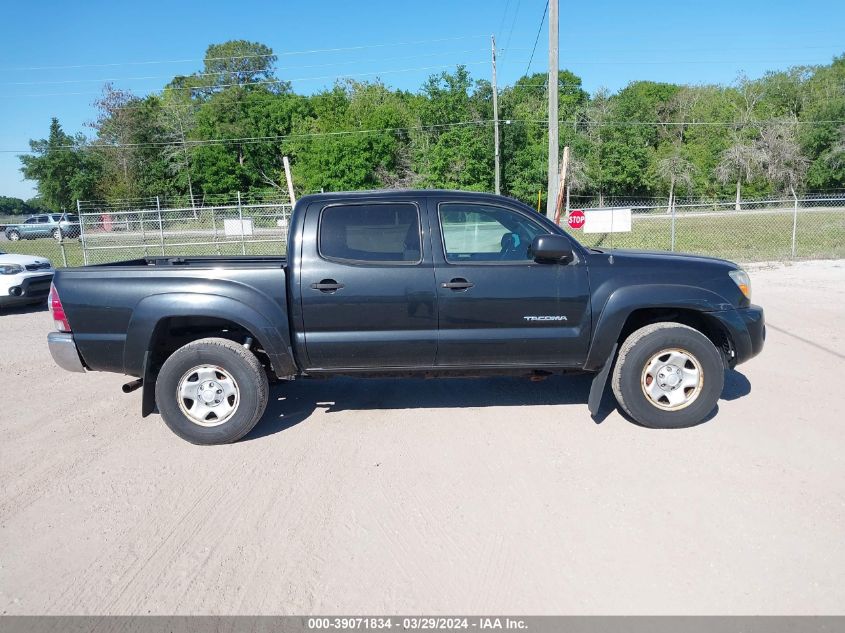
[
  {"left": 0, "top": 196, "right": 34, "bottom": 215},
  {"left": 411, "top": 67, "right": 492, "bottom": 191},
  {"left": 19, "top": 118, "right": 101, "bottom": 210},
  {"left": 715, "top": 134, "right": 766, "bottom": 209},
  {"left": 286, "top": 81, "right": 414, "bottom": 193},
  {"left": 196, "top": 40, "right": 283, "bottom": 93}
]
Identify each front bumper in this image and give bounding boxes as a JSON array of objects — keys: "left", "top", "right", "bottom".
[
  {"left": 47, "top": 332, "right": 86, "bottom": 373},
  {"left": 710, "top": 304, "right": 765, "bottom": 366}
]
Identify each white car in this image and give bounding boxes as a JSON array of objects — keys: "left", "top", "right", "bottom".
[{"left": 0, "top": 250, "right": 54, "bottom": 308}]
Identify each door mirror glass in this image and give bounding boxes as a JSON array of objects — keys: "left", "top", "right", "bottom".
[{"left": 530, "top": 234, "right": 574, "bottom": 263}]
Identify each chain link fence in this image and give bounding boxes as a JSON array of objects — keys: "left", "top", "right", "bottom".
[
  {"left": 75, "top": 192, "right": 292, "bottom": 265},
  {"left": 562, "top": 194, "right": 845, "bottom": 262},
  {"left": 1, "top": 192, "right": 843, "bottom": 267}
]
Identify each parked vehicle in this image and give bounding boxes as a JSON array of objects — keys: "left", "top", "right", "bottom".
[
  {"left": 4, "top": 213, "right": 80, "bottom": 241},
  {"left": 47, "top": 190, "right": 765, "bottom": 444},
  {"left": 0, "top": 249, "right": 54, "bottom": 307}
]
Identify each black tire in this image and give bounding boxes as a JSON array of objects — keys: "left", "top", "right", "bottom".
[
  {"left": 155, "top": 337, "right": 269, "bottom": 445},
  {"left": 611, "top": 322, "right": 724, "bottom": 429},
  {"left": 52, "top": 228, "right": 62, "bottom": 240},
  {"left": 7, "top": 230, "right": 20, "bottom": 241}
]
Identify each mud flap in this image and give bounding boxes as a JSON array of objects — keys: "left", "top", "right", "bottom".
[
  {"left": 141, "top": 350, "right": 157, "bottom": 417},
  {"left": 588, "top": 343, "right": 617, "bottom": 418}
]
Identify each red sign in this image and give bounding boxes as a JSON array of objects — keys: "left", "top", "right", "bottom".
[{"left": 568, "top": 209, "right": 585, "bottom": 230}]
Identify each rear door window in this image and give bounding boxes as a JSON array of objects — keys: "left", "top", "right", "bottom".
[{"left": 319, "top": 203, "right": 421, "bottom": 264}]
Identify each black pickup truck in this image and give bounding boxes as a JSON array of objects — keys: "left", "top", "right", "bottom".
[{"left": 47, "top": 190, "right": 764, "bottom": 444}]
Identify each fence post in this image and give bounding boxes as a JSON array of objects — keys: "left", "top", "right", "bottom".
[
  {"left": 77, "top": 199, "right": 88, "bottom": 266},
  {"left": 238, "top": 191, "right": 246, "bottom": 255},
  {"left": 211, "top": 206, "right": 221, "bottom": 255},
  {"left": 157, "top": 196, "right": 165, "bottom": 256},
  {"left": 790, "top": 188, "right": 799, "bottom": 259},
  {"left": 141, "top": 207, "right": 148, "bottom": 258}
]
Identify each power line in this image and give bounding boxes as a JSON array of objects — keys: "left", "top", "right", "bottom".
[
  {"left": 0, "top": 35, "right": 489, "bottom": 72},
  {"left": 558, "top": 43, "right": 845, "bottom": 54},
  {"left": 525, "top": 1, "right": 549, "bottom": 75},
  {"left": 2, "top": 61, "right": 496, "bottom": 99},
  {"left": 7, "top": 117, "right": 844, "bottom": 154},
  {"left": 0, "top": 49, "right": 489, "bottom": 87},
  {"left": 502, "top": 0, "right": 524, "bottom": 58},
  {"left": 497, "top": 0, "right": 513, "bottom": 39}
]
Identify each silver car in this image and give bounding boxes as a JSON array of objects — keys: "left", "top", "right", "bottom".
[{"left": 4, "top": 213, "right": 80, "bottom": 241}]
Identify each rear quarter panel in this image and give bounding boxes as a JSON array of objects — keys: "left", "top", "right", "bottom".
[{"left": 53, "top": 264, "right": 294, "bottom": 377}]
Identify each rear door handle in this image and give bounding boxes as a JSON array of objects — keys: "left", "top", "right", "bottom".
[
  {"left": 311, "top": 279, "right": 344, "bottom": 292},
  {"left": 441, "top": 278, "right": 474, "bottom": 290}
]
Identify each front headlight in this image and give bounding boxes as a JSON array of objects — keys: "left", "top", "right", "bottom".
[
  {"left": 729, "top": 269, "right": 751, "bottom": 300},
  {"left": 0, "top": 264, "right": 24, "bottom": 275}
]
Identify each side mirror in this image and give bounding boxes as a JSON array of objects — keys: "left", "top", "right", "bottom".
[{"left": 530, "top": 234, "right": 574, "bottom": 263}]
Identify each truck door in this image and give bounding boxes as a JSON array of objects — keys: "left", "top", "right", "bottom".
[
  {"left": 429, "top": 197, "right": 591, "bottom": 367},
  {"left": 298, "top": 198, "right": 437, "bottom": 369}
]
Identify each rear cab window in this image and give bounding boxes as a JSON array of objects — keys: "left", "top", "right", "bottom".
[{"left": 318, "top": 203, "right": 421, "bottom": 265}]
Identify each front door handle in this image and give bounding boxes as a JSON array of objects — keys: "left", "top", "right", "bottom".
[
  {"left": 441, "top": 278, "right": 474, "bottom": 290},
  {"left": 311, "top": 279, "right": 344, "bottom": 292}
]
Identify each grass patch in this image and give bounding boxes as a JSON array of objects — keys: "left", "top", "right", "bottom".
[
  {"left": 567, "top": 210, "right": 845, "bottom": 262},
  {"left": 0, "top": 238, "right": 85, "bottom": 267}
]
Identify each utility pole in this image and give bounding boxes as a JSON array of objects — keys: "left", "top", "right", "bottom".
[
  {"left": 553, "top": 146, "right": 570, "bottom": 225},
  {"left": 491, "top": 35, "right": 501, "bottom": 196},
  {"left": 545, "top": 0, "right": 559, "bottom": 219},
  {"left": 283, "top": 156, "right": 296, "bottom": 206}
]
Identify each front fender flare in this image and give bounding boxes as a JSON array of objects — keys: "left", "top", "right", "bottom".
[{"left": 584, "top": 284, "right": 732, "bottom": 371}]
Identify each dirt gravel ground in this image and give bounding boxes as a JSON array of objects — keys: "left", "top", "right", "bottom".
[{"left": 1, "top": 259, "right": 843, "bottom": 615}]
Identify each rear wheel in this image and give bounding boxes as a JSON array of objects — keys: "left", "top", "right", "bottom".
[
  {"left": 52, "top": 228, "right": 62, "bottom": 240},
  {"left": 155, "top": 337, "right": 269, "bottom": 444},
  {"left": 611, "top": 322, "right": 724, "bottom": 429}
]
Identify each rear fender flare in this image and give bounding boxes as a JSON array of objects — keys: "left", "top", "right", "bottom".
[{"left": 123, "top": 292, "right": 296, "bottom": 380}]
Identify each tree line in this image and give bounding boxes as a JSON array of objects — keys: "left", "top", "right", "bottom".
[{"left": 15, "top": 40, "right": 845, "bottom": 212}]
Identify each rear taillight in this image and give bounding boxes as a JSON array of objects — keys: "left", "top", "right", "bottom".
[{"left": 48, "top": 283, "right": 71, "bottom": 332}]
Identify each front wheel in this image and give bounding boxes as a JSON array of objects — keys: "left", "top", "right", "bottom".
[
  {"left": 611, "top": 322, "right": 724, "bottom": 429},
  {"left": 52, "top": 228, "right": 62, "bottom": 240},
  {"left": 7, "top": 230, "right": 20, "bottom": 241},
  {"left": 155, "top": 337, "right": 269, "bottom": 444}
]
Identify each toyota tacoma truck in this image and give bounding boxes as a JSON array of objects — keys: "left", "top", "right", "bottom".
[{"left": 46, "top": 190, "right": 765, "bottom": 444}]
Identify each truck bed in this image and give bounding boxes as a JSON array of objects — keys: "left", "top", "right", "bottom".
[{"left": 53, "top": 255, "right": 290, "bottom": 378}]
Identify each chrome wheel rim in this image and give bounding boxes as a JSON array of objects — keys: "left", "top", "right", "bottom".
[
  {"left": 641, "top": 348, "right": 703, "bottom": 411},
  {"left": 177, "top": 365, "right": 240, "bottom": 427},
  {"left": 9, "top": 232, "right": 19, "bottom": 241}
]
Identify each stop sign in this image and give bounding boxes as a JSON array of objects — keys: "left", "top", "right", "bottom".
[{"left": 568, "top": 209, "right": 585, "bottom": 230}]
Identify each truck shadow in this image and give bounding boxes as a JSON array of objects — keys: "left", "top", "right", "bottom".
[
  {"left": 0, "top": 302, "right": 48, "bottom": 315},
  {"left": 245, "top": 369, "right": 751, "bottom": 440}
]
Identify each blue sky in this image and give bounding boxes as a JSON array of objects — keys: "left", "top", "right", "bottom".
[{"left": 1, "top": 0, "right": 842, "bottom": 199}]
